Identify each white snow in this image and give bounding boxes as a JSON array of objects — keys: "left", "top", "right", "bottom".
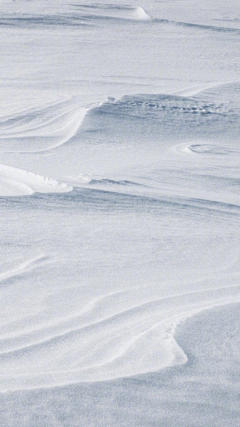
[{"left": 0, "top": 0, "right": 240, "bottom": 425}]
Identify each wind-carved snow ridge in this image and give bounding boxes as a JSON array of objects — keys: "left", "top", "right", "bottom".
[
  {"left": 0, "top": 97, "right": 90, "bottom": 153},
  {"left": 0, "top": 5, "right": 151, "bottom": 27},
  {"left": 0, "top": 280, "right": 239, "bottom": 391},
  {"left": 0, "top": 254, "right": 52, "bottom": 284},
  {"left": 131, "top": 7, "right": 151, "bottom": 21},
  {"left": 0, "top": 164, "right": 72, "bottom": 196},
  {"left": 152, "top": 16, "right": 240, "bottom": 35},
  {"left": 70, "top": 4, "right": 151, "bottom": 22}
]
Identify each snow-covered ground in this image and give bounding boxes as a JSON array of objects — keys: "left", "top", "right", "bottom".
[{"left": 0, "top": 0, "right": 240, "bottom": 425}]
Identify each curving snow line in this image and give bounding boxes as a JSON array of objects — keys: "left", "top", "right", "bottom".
[{"left": 0, "top": 163, "right": 72, "bottom": 196}]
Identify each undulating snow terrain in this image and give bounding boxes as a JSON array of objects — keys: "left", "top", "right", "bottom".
[{"left": 0, "top": 0, "right": 240, "bottom": 425}]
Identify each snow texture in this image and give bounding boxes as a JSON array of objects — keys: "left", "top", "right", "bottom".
[{"left": 0, "top": 0, "right": 240, "bottom": 425}]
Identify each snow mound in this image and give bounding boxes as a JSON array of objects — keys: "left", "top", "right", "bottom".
[
  {"left": 132, "top": 7, "right": 151, "bottom": 21},
  {"left": 0, "top": 164, "right": 73, "bottom": 196}
]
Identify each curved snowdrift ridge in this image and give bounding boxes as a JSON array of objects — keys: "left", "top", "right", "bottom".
[
  {"left": 0, "top": 281, "right": 239, "bottom": 390},
  {"left": 0, "top": 164, "right": 72, "bottom": 196},
  {"left": 0, "top": 5, "right": 151, "bottom": 27},
  {"left": 71, "top": 4, "right": 151, "bottom": 22},
  {"left": 0, "top": 98, "right": 89, "bottom": 153},
  {"left": 132, "top": 7, "right": 151, "bottom": 21}
]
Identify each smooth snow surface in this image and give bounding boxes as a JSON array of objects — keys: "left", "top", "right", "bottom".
[{"left": 0, "top": 0, "right": 240, "bottom": 425}]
